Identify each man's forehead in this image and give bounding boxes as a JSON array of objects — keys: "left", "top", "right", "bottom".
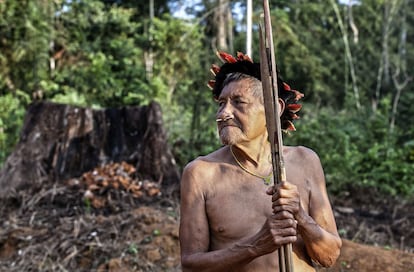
[{"left": 219, "top": 79, "right": 253, "bottom": 98}]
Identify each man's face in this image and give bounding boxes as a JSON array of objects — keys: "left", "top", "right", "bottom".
[{"left": 216, "top": 79, "right": 267, "bottom": 145}]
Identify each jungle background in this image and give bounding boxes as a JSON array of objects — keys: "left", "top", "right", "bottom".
[{"left": 0, "top": 0, "right": 414, "bottom": 271}]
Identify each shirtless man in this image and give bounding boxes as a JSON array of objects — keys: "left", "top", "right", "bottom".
[{"left": 179, "top": 52, "right": 342, "bottom": 271}]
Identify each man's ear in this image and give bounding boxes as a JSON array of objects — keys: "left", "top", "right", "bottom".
[{"left": 278, "top": 98, "right": 285, "bottom": 116}]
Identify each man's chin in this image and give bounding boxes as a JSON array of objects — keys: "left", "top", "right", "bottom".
[
  {"left": 218, "top": 127, "right": 243, "bottom": 145},
  {"left": 219, "top": 134, "right": 239, "bottom": 146}
]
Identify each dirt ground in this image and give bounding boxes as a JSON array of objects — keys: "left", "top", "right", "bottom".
[
  {"left": 0, "top": 162, "right": 413, "bottom": 271},
  {"left": 322, "top": 187, "right": 414, "bottom": 271}
]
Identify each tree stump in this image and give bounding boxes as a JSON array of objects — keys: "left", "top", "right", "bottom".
[{"left": 0, "top": 101, "right": 180, "bottom": 198}]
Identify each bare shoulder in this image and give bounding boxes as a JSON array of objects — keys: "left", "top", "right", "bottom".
[
  {"left": 183, "top": 147, "right": 226, "bottom": 175},
  {"left": 285, "top": 145, "right": 326, "bottom": 188},
  {"left": 181, "top": 146, "right": 228, "bottom": 190},
  {"left": 285, "top": 145, "right": 322, "bottom": 165}
]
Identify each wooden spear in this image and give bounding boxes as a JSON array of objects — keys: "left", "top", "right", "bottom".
[{"left": 259, "top": 0, "right": 294, "bottom": 271}]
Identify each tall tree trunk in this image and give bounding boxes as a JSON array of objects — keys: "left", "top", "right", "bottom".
[
  {"left": 330, "top": 0, "right": 361, "bottom": 110},
  {"left": 214, "top": 0, "right": 231, "bottom": 51},
  {"left": 217, "top": 0, "right": 227, "bottom": 50},
  {"left": 373, "top": 1, "right": 403, "bottom": 114},
  {"left": 226, "top": 3, "right": 234, "bottom": 53},
  {"left": 145, "top": 0, "right": 155, "bottom": 80},
  {"left": 390, "top": 0, "right": 412, "bottom": 132}
]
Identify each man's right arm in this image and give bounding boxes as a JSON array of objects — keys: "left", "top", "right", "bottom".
[{"left": 179, "top": 160, "right": 297, "bottom": 272}]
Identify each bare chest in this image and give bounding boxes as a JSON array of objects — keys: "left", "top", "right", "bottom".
[
  {"left": 204, "top": 162, "right": 311, "bottom": 250},
  {"left": 205, "top": 174, "right": 272, "bottom": 249}
]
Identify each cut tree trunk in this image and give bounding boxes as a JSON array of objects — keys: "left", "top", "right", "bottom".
[{"left": 0, "top": 101, "right": 180, "bottom": 198}]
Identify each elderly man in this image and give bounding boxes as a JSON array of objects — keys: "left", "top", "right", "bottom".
[{"left": 179, "top": 52, "right": 341, "bottom": 271}]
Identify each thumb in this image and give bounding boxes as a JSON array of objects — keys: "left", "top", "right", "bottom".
[{"left": 266, "top": 186, "right": 275, "bottom": 195}]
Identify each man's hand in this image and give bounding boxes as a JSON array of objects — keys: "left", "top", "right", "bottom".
[
  {"left": 266, "top": 181, "right": 301, "bottom": 218},
  {"left": 251, "top": 207, "right": 297, "bottom": 256}
]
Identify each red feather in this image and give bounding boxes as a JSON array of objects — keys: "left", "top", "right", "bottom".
[
  {"left": 236, "top": 51, "right": 253, "bottom": 62},
  {"left": 287, "top": 103, "right": 302, "bottom": 113},
  {"left": 283, "top": 82, "right": 291, "bottom": 91},
  {"left": 217, "top": 51, "right": 237, "bottom": 63},
  {"left": 290, "top": 113, "right": 300, "bottom": 120},
  {"left": 210, "top": 64, "right": 221, "bottom": 76},
  {"left": 207, "top": 80, "right": 215, "bottom": 90},
  {"left": 285, "top": 120, "right": 296, "bottom": 131},
  {"left": 292, "top": 90, "right": 304, "bottom": 101}
]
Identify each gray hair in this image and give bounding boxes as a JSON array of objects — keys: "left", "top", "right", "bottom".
[{"left": 222, "top": 72, "right": 263, "bottom": 104}]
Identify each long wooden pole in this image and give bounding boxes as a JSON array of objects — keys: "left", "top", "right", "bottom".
[{"left": 259, "top": 1, "right": 294, "bottom": 271}]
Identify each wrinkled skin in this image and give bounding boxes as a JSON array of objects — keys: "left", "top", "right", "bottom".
[{"left": 179, "top": 79, "right": 341, "bottom": 272}]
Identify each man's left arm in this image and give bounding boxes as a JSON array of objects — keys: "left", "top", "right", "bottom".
[
  {"left": 294, "top": 169, "right": 342, "bottom": 267},
  {"left": 270, "top": 147, "right": 342, "bottom": 267}
]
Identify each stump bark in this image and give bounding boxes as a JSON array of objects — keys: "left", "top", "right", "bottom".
[{"left": 0, "top": 101, "right": 180, "bottom": 198}]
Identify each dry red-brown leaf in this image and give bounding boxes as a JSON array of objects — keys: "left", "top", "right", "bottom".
[
  {"left": 111, "top": 180, "right": 119, "bottom": 190},
  {"left": 92, "top": 196, "right": 106, "bottom": 209},
  {"left": 147, "top": 187, "right": 161, "bottom": 197},
  {"left": 117, "top": 176, "right": 130, "bottom": 189},
  {"left": 88, "top": 184, "right": 100, "bottom": 191}
]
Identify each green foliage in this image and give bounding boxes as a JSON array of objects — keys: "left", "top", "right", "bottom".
[
  {"left": 0, "top": 0, "right": 413, "bottom": 202},
  {"left": 49, "top": 0, "right": 147, "bottom": 107},
  {"left": 168, "top": 96, "right": 220, "bottom": 170},
  {"left": 286, "top": 100, "right": 414, "bottom": 196},
  {"left": 0, "top": 91, "right": 30, "bottom": 165},
  {"left": 141, "top": 13, "right": 220, "bottom": 168},
  {"left": 0, "top": 0, "right": 52, "bottom": 95}
]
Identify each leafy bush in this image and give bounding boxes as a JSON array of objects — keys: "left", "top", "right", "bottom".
[
  {"left": 285, "top": 103, "right": 414, "bottom": 197},
  {"left": 0, "top": 91, "right": 29, "bottom": 165}
]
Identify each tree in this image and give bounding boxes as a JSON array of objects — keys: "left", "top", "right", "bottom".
[
  {"left": 0, "top": 0, "right": 413, "bottom": 196},
  {"left": 0, "top": 0, "right": 52, "bottom": 164}
]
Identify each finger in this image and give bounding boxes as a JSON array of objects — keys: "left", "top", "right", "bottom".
[
  {"left": 271, "top": 187, "right": 283, "bottom": 201},
  {"left": 272, "top": 205, "right": 284, "bottom": 214},
  {"left": 272, "top": 202, "right": 298, "bottom": 215},
  {"left": 278, "top": 218, "right": 297, "bottom": 229},
  {"left": 271, "top": 224, "right": 296, "bottom": 235},
  {"left": 281, "top": 181, "right": 291, "bottom": 188},
  {"left": 271, "top": 211, "right": 295, "bottom": 220},
  {"left": 270, "top": 227, "right": 297, "bottom": 245},
  {"left": 266, "top": 186, "right": 275, "bottom": 195},
  {"left": 272, "top": 196, "right": 295, "bottom": 208},
  {"left": 272, "top": 181, "right": 287, "bottom": 192},
  {"left": 274, "top": 182, "right": 282, "bottom": 191},
  {"left": 272, "top": 234, "right": 297, "bottom": 246},
  {"left": 271, "top": 186, "right": 293, "bottom": 201},
  {"left": 283, "top": 236, "right": 297, "bottom": 245}
]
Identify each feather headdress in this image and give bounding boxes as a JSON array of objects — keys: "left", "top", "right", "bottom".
[{"left": 208, "top": 51, "right": 304, "bottom": 131}]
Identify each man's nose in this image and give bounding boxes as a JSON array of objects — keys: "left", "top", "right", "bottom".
[{"left": 217, "top": 101, "right": 234, "bottom": 121}]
